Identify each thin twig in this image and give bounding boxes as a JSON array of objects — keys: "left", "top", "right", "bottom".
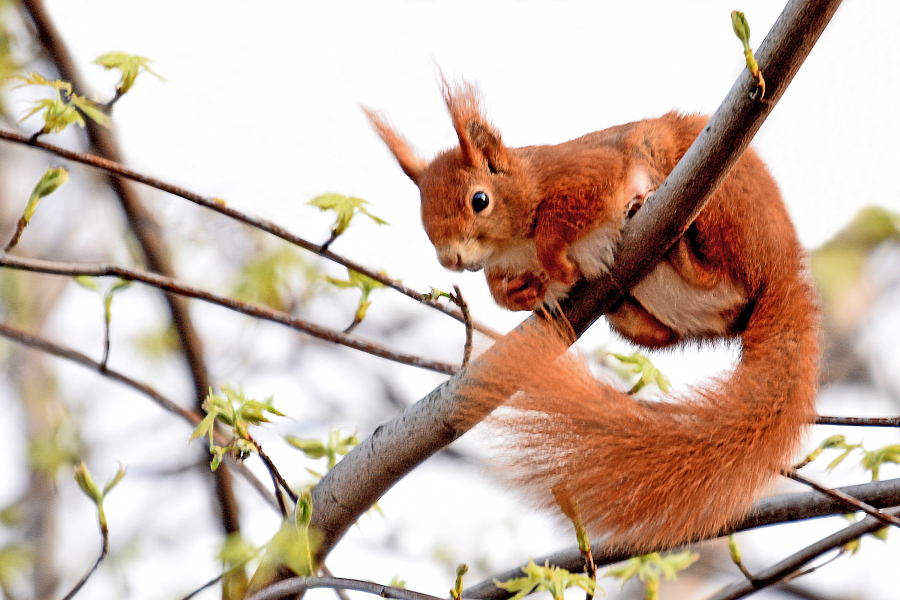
[
  {"left": 178, "top": 572, "right": 224, "bottom": 600},
  {"left": 59, "top": 526, "right": 108, "bottom": 600},
  {"left": 815, "top": 415, "right": 900, "bottom": 427},
  {"left": 0, "top": 127, "right": 494, "bottom": 335},
  {"left": 253, "top": 438, "right": 299, "bottom": 508},
  {"left": 246, "top": 576, "right": 452, "bottom": 600},
  {"left": 0, "top": 320, "right": 280, "bottom": 511},
  {"left": 783, "top": 469, "right": 900, "bottom": 529},
  {"left": 452, "top": 285, "right": 474, "bottom": 367},
  {"left": 3, "top": 218, "right": 27, "bottom": 252},
  {"left": 704, "top": 507, "right": 900, "bottom": 600},
  {"left": 0, "top": 252, "right": 458, "bottom": 375}
]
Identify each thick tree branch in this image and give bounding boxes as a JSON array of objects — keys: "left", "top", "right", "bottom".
[{"left": 304, "top": 0, "right": 844, "bottom": 568}]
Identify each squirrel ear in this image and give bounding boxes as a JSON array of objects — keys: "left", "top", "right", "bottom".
[
  {"left": 441, "top": 79, "right": 509, "bottom": 173},
  {"left": 364, "top": 106, "right": 427, "bottom": 185}
]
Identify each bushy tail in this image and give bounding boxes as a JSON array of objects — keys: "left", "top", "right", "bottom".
[{"left": 456, "top": 277, "right": 819, "bottom": 552}]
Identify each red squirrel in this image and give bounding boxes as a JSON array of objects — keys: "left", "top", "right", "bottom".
[{"left": 366, "top": 81, "right": 820, "bottom": 551}]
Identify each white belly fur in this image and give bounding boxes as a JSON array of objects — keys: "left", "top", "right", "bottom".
[{"left": 631, "top": 261, "right": 746, "bottom": 337}]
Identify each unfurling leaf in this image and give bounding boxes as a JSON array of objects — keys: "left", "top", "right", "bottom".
[
  {"left": 495, "top": 560, "right": 601, "bottom": 600},
  {"left": 93, "top": 51, "right": 165, "bottom": 96},
  {"left": 730, "top": 11, "right": 765, "bottom": 98},
  {"left": 24, "top": 167, "right": 68, "bottom": 222},
  {"left": 325, "top": 268, "right": 387, "bottom": 330},
  {"left": 309, "top": 192, "right": 389, "bottom": 237},
  {"left": 14, "top": 73, "right": 109, "bottom": 133},
  {"left": 610, "top": 352, "right": 671, "bottom": 394},
  {"left": 74, "top": 462, "right": 103, "bottom": 504},
  {"left": 4, "top": 167, "right": 70, "bottom": 251}
]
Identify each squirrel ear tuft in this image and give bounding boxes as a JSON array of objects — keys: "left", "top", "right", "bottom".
[
  {"left": 440, "top": 77, "right": 509, "bottom": 173},
  {"left": 363, "top": 106, "right": 427, "bottom": 185}
]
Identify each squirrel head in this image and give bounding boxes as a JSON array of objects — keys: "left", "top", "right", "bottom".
[{"left": 365, "top": 81, "right": 536, "bottom": 273}]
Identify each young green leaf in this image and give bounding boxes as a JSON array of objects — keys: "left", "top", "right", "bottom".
[
  {"left": 451, "top": 563, "right": 469, "bottom": 600},
  {"left": 325, "top": 268, "right": 387, "bottom": 331},
  {"left": 13, "top": 73, "right": 110, "bottom": 134},
  {"left": 309, "top": 192, "right": 389, "bottom": 245},
  {"left": 610, "top": 352, "right": 671, "bottom": 394},
  {"left": 73, "top": 275, "right": 101, "bottom": 293},
  {"left": 606, "top": 551, "right": 697, "bottom": 599},
  {"left": 93, "top": 51, "right": 165, "bottom": 96},
  {"left": 74, "top": 461, "right": 103, "bottom": 504},
  {"left": 4, "top": 167, "right": 70, "bottom": 251},
  {"left": 495, "top": 560, "right": 600, "bottom": 600},
  {"left": 23, "top": 167, "right": 68, "bottom": 222},
  {"left": 102, "top": 463, "right": 127, "bottom": 497},
  {"left": 730, "top": 11, "right": 765, "bottom": 98}
]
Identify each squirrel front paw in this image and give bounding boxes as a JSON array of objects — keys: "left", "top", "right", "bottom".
[
  {"left": 544, "top": 255, "right": 581, "bottom": 286},
  {"left": 487, "top": 270, "right": 548, "bottom": 311}
]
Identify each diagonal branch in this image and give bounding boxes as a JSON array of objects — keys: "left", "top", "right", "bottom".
[
  {"left": 705, "top": 506, "right": 900, "bottom": 600},
  {"left": 0, "top": 126, "right": 495, "bottom": 337},
  {"left": 784, "top": 469, "right": 900, "bottom": 529},
  {"left": 0, "top": 252, "right": 457, "bottom": 375},
  {"left": 302, "top": 0, "right": 845, "bottom": 570},
  {"left": 0, "top": 320, "right": 280, "bottom": 512}
]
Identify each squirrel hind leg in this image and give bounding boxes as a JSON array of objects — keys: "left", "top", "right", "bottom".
[{"left": 606, "top": 296, "right": 680, "bottom": 348}]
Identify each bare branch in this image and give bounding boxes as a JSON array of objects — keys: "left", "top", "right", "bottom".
[
  {"left": 246, "top": 576, "right": 448, "bottom": 600},
  {"left": 0, "top": 127, "right": 495, "bottom": 336},
  {"left": 815, "top": 415, "right": 900, "bottom": 427},
  {"left": 784, "top": 469, "right": 900, "bottom": 529},
  {"left": 0, "top": 253, "right": 458, "bottom": 375}
]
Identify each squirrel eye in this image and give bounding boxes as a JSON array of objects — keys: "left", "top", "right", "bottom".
[{"left": 472, "top": 191, "right": 490, "bottom": 213}]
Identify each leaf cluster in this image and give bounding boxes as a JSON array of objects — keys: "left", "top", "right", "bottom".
[
  {"left": 494, "top": 560, "right": 601, "bottom": 600},
  {"left": 190, "top": 386, "right": 284, "bottom": 470},
  {"left": 608, "top": 352, "right": 671, "bottom": 394},
  {"left": 287, "top": 428, "right": 360, "bottom": 473},
  {"left": 605, "top": 551, "right": 697, "bottom": 600},
  {"left": 13, "top": 72, "right": 109, "bottom": 134},
  {"left": 805, "top": 434, "right": 900, "bottom": 481}
]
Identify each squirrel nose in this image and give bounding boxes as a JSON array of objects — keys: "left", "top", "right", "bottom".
[{"left": 436, "top": 248, "right": 464, "bottom": 271}]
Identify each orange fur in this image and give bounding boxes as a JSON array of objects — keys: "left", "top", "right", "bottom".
[{"left": 367, "top": 81, "right": 820, "bottom": 551}]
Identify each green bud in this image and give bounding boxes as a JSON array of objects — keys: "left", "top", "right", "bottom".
[
  {"left": 74, "top": 462, "right": 102, "bottom": 504},
  {"left": 731, "top": 11, "right": 751, "bottom": 45}
]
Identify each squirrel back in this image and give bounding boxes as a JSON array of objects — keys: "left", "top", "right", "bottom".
[{"left": 367, "top": 81, "right": 820, "bottom": 551}]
